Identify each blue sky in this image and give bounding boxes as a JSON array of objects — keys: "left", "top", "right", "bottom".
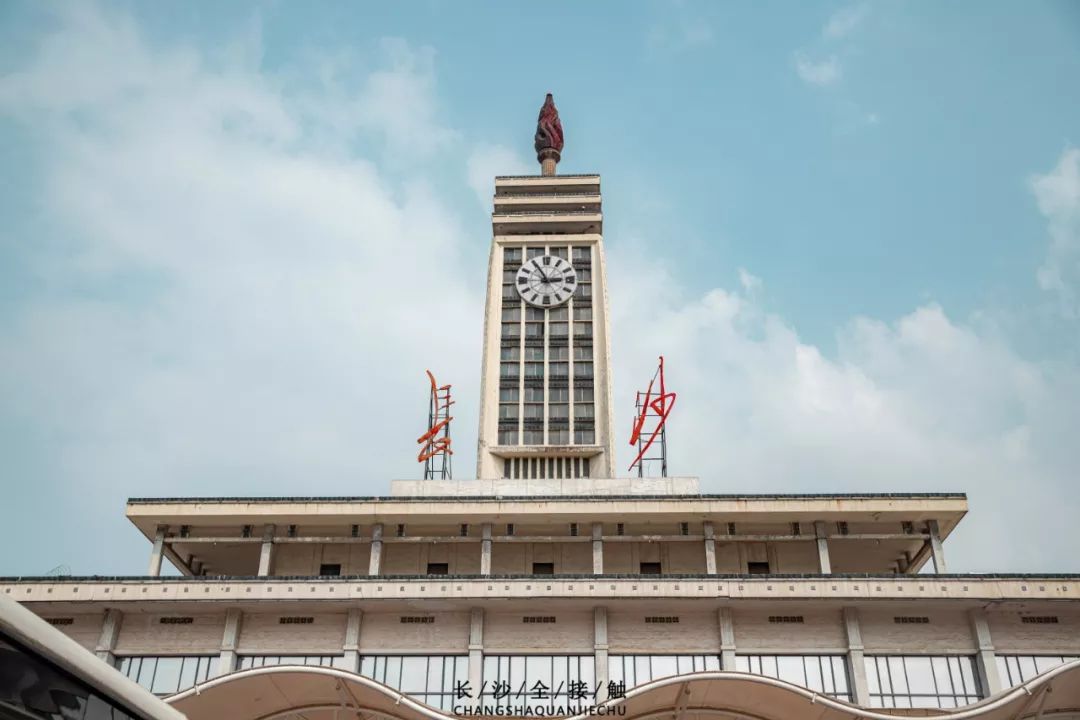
[{"left": 1, "top": 1, "right": 1079, "bottom": 576}]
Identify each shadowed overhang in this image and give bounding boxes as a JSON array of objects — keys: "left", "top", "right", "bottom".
[{"left": 167, "top": 662, "right": 1080, "bottom": 720}]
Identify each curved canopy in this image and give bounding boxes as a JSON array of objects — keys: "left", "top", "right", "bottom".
[{"left": 168, "top": 662, "right": 1080, "bottom": 720}]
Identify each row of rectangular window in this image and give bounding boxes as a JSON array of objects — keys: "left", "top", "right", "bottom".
[
  {"left": 498, "top": 404, "right": 595, "bottom": 421},
  {"left": 499, "top": 362, "right": 595, "bottom": 379},
  {"left": 500, "top": 321, "right": 593, "bottom": 338},
  {"left": 501, "top": 283, "right": 593, "bottom": 301},
  {"left": 113, "top": 653, "right": 1075, "bottom": 708},
  {"left": 498, "top": 428, "right": 596, "bottom": 445},
  {"left": 502, "top": 307, "right": 592, "bottom": 322},
  {"left": 504, "top": 246, "right": 591, "bottom": 263},
  {"left": 501, "top": 346, "right": 593, "bottom": 361},
  {"left": 503, "top": 456, "right": 591, "bottom": 479},
  {"left": 501, "top": 387, "right": 593, "bottom": 403}
]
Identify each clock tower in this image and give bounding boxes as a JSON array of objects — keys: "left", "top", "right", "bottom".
[{"left": 475, "top": 95, "right": 616, "bottom": 480}]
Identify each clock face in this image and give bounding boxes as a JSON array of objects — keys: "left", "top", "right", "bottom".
[{"left": 515, "top": 254, "right": 577, "bottom": 307}]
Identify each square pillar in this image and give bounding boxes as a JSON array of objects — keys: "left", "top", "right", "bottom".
[
  {"left": 147, "top": 525, "right": 167, "bottom": 577},
  {"left": 343, "top": 608, "right": 363, "bottom": 672},
  {"left": 703, "top": 522, "right": 717, "bottom": 575},
  {"left": 814, "top": 521, "right": 832, "bottom": 574},
  {"left": 369, "top": 523, "right": 384, "bottom": 576},
  {"left": 843, "top": 607, "right": 871, "bottom": 706},
  {"left": 95, "top": 609, "right": 123, "bottom": 665},
  {"left": 468, "top": 608, "right": 484, "bottom": 699},
  {"left": 592, "top": 522, "right": 604, "bottom": 574},
  {"left": 928, "top": 519, "right": 947, "bottom": 573},
  {"left": 257, "top": 524, "right": 275, "bottom": 576},
  {"left": 718, "top": 606, "right": 736, "bottom": 670},
  {"left": 216, "top": 608, "right": 242, "bottom": 676},
  {"left": 593, "top": 607, "right": 609, "bottom": 701},
  {"left": 481, "top": 523, "right": 493, "bottom": 576},
  {"left": 969, "top": 608, "right": 1003, "bottom": 695}
]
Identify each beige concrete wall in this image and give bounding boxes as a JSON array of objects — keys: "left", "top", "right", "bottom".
[
  {"left": 491, "top": 544, "right": 527, "bottom": 574},
  {"left": 860, "top": 607, "right": 975, "bottom": 653},
  {"left": 485, "top": 611, "right": 593, "bottom": 653},
  {"left": 608, "top": 611, "right": 719, "bottom": 653},
  {"left": 666, "top": 542, "right": 707, "bottom": 574},
  {"left": 604, "top": 543, "right": 634, "bottom": 574},
  {"left": 988, "top": 608, "right": 1080, "bottom": 653},
  {"left": 774, "top": 542, "right": 819, "bottom": 573},
  {"left": 115, "top": 613, "right": 224, "bottom": 655},
  {"left": 273, "top": 544, "right": 318, "bottom": 576},
  {"left": 359, "top": 612, "right": 470, "bottom": 654},
  {"left": 383, "top": 544, "right": 423, "bottom": 575},
  {"left": 236, "top": 612, "right": 347, "bottom": 653},
  {"left": 560, "top": 542, "right": 592, "bottom": 574},
  {"left": 46, "top": 613, "right": 104, "bottom": 652},
  {"left": 733, "top": 608, "right": 846, "bottom": 652}
]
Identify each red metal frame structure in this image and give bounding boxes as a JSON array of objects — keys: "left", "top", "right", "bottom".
[
  {"left": 417, "top": 370, "right": 454, "bottom": 480},
  {"left": 628, "top": 356, "right": 676, "bottom": 477}
]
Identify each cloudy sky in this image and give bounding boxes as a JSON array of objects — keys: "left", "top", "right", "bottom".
[{"left": 1, "top": 1, "right": 1079, "bottom": 576}]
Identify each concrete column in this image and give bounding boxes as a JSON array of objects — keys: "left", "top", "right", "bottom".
[
  {"left": 216, "top": 608, "right": 242, "bottom": 676},
  {"left": 147, "top": 525, "right": 167, "bottom": 577},
  {"left": 593, "top": 607, "right": 609, "bottom": 702},
  {"left": 814, "top": 521, "right": 832, "bottom": 574},
  {"left": 369, "top": 523, "right": 384, "bottom": 576},
  {"left": 969, "top": 608, "right": 1003, "bottom": 695},
  {"left": 592, "top": 522, "right": 604, "bottom": 574},
  {"left": 843, "top": 607, "right": 871, "bottom": 706},
  {"left": 481, "top": 523, "right": 493, "bottom": 576},
  {"left": 928, "top": 520, "right": 947, "bottom": 573},
  {"left": 94, "top": 609, "right": 123, "bottom": 665},
  {"left": 718, "top": 606, "right": 736, "bottom": 670},
  {"left": 343, "top": 608, "right": 363, "bottom": 672},
  {"left": 257, "top": 524, "right": 275, "bottom": 577},
  {"left": 703, "top": 522, "right": 717, "bottom": 575},
  {"left": 468, "top": 608, "right": 484, "bottom": 699}
]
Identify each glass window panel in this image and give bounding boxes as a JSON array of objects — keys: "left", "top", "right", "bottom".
[
  {"left": 651, "top": 656, "right": 678, "bottom": 681},
  {"left": 136, "top": 657, "right": 157, "bottom": 688},
  {"left": 776, "top": 656, "right": 805, "bottom": 686},
  {"left": 608, "top": 656, "right": 623, "bottom": 684},
  {"left": 704, "top": 655, "right": 721, "bottom": 672},
  {"left": 177, "top": 658, "right": 197, "bottom": 692},
  {"left": 904, "top": 657, "right": 934, "bottom": 693},
  {"left": 864, "top": 658, "right": 881, "bottom": 694},
  {"left": 831, "top": 657, "right": 848, "bottom": 693},
  {"left": 761, "top": 656, "right": 779, "bottom": 679},
  {"left": 803, "top": 658, "right": 824, "bottom": 693},
  {"left": 400, "top": 656, "right": 428, "bottom": 692},
  {"left": 551, "top": 656, "right": 568, "bottom": 698},
  {"left": 931, "top": 656, "right": 952, "bottom": 694},
  {"left": 384, "top": 656, "right": 403, "bottom": 689},
  {"left": 633, "top": 656, "right": 652, "bottom": 686},
  {"left": 957, "top": 656, "right": 978, "bottom": 695},
  {"left": 579, "top": 656, "right": 595, "bottom": 690},
  {"left": 510, "top": 656, "right": 526, "bottom": 694},
  {"left": 887, "top": 657, "right": 908, "bottom": 693}
]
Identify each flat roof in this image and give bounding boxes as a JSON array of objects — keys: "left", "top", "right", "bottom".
[{"left": 127, "top": 492, "right": 967, "bottom": 503}]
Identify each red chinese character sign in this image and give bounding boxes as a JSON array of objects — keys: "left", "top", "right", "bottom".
[
  {"left": 417, "top": 370, "right": 453, "bottom": 480},
  {"left": 628, "top": 356, "right": 676, "bottom": 477}
]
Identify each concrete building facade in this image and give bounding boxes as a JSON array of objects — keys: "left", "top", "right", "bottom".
[{"left": 3, "top": 97, "right": 1079, "bottom": 719}]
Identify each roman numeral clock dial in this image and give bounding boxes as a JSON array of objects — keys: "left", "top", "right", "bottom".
[{"left": 515, "top": 254, "right": 577, "bottom": 307}]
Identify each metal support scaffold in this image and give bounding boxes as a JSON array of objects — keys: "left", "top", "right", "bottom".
[
  {"left": 628, "top": 356, "right": 676, "bottom": 478},
  {"left": 417, "top": 370, "right": 453, "bottom": 480}
]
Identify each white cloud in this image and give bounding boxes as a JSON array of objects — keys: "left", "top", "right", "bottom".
[
  {"left": 1031, "top": 147, "right": 1080, "bottom": 318},
  {"left": 823, "top": 4, "right": 868, "bottom": 40},
  {"left": 466, "top": 144, "right": 531, "bottom": 210},
  {"left": 0, "top": 4, "right": 482, "bottom": 573},
  {"left": 608, "top": 249, "right": 1080, "bottom": 572},
  {"left": 794, "top": 54, "right": 842, "bottom": 87}
]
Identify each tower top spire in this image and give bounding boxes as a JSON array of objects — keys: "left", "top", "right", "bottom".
[{"left": 534, "top": 93, "right": 564, "bottom": 176}]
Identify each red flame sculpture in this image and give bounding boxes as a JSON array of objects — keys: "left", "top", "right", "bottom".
[
  {"left": 628, "top": 356, "right": 676, "bottom": 474},
  {"left": 417, "top": 370, "right": 453, "bottom": 469}
]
